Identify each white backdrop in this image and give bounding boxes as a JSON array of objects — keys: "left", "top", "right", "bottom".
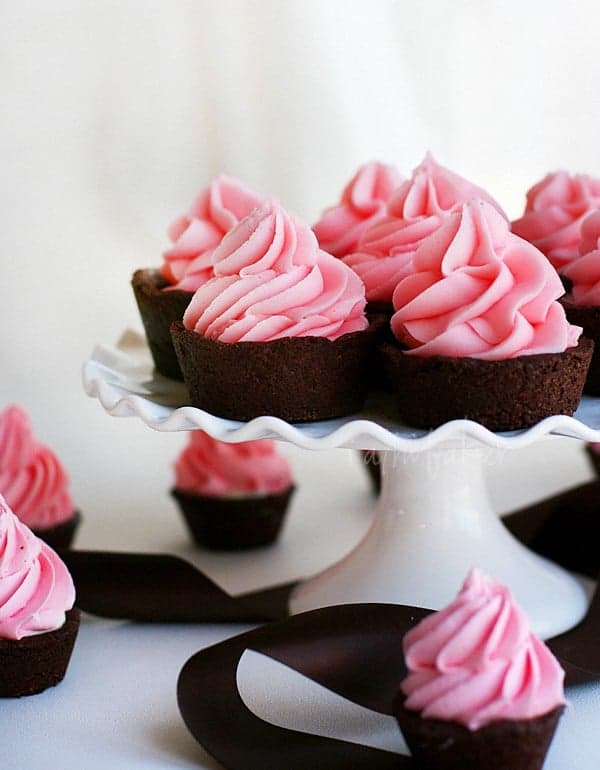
[{"left": 0, "top": 0, "right": 598, "bottom": 540}]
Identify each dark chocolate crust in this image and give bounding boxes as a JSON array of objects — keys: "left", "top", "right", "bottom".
[
  {"left": 33, "top": 510, "right": 81, "bottom": 550},
  {"left": 0, "top": 607, "right": 80, "bottom": 697},
  {"left": 131, "top": 268, "right": 193, "bottom": 380},
  {"left": 394, "top": 697, "right": 563, "bottom": 770},
  {"left": 171, "top": 321, "right": 380, "bottom": 422},
  {"left": 563, "top": 301, "right": 600, "bottom": 394},
  {"left": 171, "top": 486, "right": 295, "bottom": 550},
  {"left": 380, "top": 337, "right": 593, "bottom": 431}
]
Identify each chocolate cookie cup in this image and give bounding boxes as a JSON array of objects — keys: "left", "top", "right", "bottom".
[
  {"left": 393, "top": 695, "right": 564, "bottom": 770},
  {"left": 380, "top": 336, "right": 593, "bottom": 431},
  {"left": 171, "top": 320, "right": 380, "bottom": 422},
  {"left": 0, "top": 608, "right": 80, "bottom": 698},
  {"left": 131, "top": 269, "right": 193, "bottom": 380},
  {"left": 33, "top": 511, "right": 81, "bottom": 551},
  {"left": 171, "top": 485, "right": 295, "bottom": 550},
  {"left": 562, "top": 301, "right": 600, "bottom": 394}
]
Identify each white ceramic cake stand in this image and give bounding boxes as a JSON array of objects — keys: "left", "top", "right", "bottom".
[{"left": 83, "top": 331, "right": 600, "bottom": 639}]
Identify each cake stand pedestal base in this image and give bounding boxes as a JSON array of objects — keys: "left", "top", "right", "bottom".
[{"left": 289, "top": 444, "right": 588, "bottom": 639}]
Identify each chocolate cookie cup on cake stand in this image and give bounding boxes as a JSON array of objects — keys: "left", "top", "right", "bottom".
[
  {"left": 171, "top": 200, "right": 375, "bottom": 422},
  {"left": 170, "top": 431, "right": 295, "bottom": 550},
  {"left": 0, "top": 405, "right": 81, "bottom": 549},
  {"left": 383, "top": 199, "right": 590, "bottom": 431},
  {"left": 0, "top": 496, "right": 79, "bottom": 697},
  {"left": 394, "top": 569, "right": 565, "bottom": 770},
  {"left": 132, "top": 176, "right": 264, "bottom": 380},
  {"left": 561, "top": 210, "right": 600, "bottom": 395},
  {"left": 131, "top": 269, "right": 192, "bottom": 380}
]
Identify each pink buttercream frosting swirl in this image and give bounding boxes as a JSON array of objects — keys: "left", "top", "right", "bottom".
[
  {"left": 400, "top": 568, "right": 565, "bottom": 730},
  {"left": 390, "top": 199, "right": 581, "bottom": 360},
  {"left": 0, "top": 495, "right": 75, "bottom": 640},
  {"left": 160, "top": 175, "right": 264, "bottom": 291},
  {"left": 562, "top": 210, "right": 600, "bottom": 306},
  {"left": 511, "top": 171, "right": 600, "bottom": 271},
  {"left": 312, "top": 161, "right": 403, "bottom": 258},
  {"left": 183, "top": 201, "right": 368, "bottom": 342},
  {"left": 174, "top": 431, "right": 293, "bottom": 497},
  {"left": 0, "top": 405, "right": 75, "bottom": 530},
  {"left": 343, "top": 154, "right": 505, "bottom": 304}
]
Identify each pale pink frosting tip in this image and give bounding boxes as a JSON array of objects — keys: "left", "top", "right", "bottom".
[
  {"left": 400, "top": 567, "right": 565, "bottom": 730},
  {"left": 174, "top": 431, "right": 293, "bottom": 498},
  {"left": 0, "top": 495, "right": 75, "bottom": 640}
]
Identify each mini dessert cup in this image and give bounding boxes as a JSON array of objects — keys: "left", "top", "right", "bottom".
[
  {"left": 131, "top": 268, "right": 192, "bottom": 380},
  {"left": 395, "top": 569, "right": 566, "bottom": 770},
  {"left": 171, "top": 486, "right": 295, "bottom": 550}
]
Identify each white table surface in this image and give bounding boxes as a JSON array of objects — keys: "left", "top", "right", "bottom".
[{"left": 1, "top": 441, "right": 598, "bottom": 770}]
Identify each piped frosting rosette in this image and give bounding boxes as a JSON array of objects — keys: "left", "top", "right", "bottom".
[
  {"left": 400, "top": 568, "right": 566, "bottom": 730},
  {"left": 0, "top": 406, "right": 74, "bottom": 531},
  {"left": 312, "top": 161, "right": 403, "bottom": 258},
  {"left": 562, "top": 210, "right": 600, "bottom": 306},
  {"left": 175, "top": 431, "right": 292, "bottom": 498},
  {"left": 390, "top": 199, "right": 581, "bottom": 360},
  {"left": 0, "top": 495, "right": 75, "bottom": 640},
  {"left": 160, "top": 175, "right": 264, "bottom": 291},
  {"left": 183, "top": 201, "right": 368, "bottom": 342},
  {"left": 512, "top": 171, "right": 600, "bottom": 272},
  {"left": 343, "top": 153, "right": 506, "bottom": 304}
]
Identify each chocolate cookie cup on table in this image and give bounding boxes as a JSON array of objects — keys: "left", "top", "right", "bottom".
[
  {"left": 170, "top": 430, "right": 295, "bottom": 549},
  {"left": 131, "top": 268, "right": 192, "bottom": 380},
  {"left": 0, "top": 496, "right": 79, "bottom": 698},
  {"left": 394, "top": 569, "right": 566, "bottom": 770},
  {"left": 381, "top": 337, "right": 593, "bottom": 431},
  {"left": 386, "top": 199, "right": 588, "bottom": 432},
  {"left": 172, "top": 486, "right": 295, "bottom": 550},
  {"left": 172, "top": 320, "right": 379, "bottom": 422}
]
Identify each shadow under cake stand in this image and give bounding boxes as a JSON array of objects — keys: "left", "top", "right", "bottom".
[{"left": 83, "top": 330, "right": 600, "bottom": 639}]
